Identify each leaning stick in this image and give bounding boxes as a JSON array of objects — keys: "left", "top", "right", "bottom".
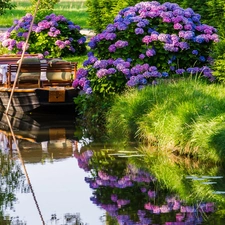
[{"left": 5, "top": 0, "right": 41, "bottom": 114}]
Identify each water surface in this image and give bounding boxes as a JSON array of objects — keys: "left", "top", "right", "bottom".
[
  {"left": 1, "top": 111, "right": 225, "bottom": 225},
  {"left": 0, "top": 111, "right": 104, "bottom": 225}
]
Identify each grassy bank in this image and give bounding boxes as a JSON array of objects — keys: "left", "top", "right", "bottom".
[
  {"left": 106, "top": 78, "right": 225, "bottom": 163},
  {"left": 0, "top": 0, "right": 89, "bottom": 29}
]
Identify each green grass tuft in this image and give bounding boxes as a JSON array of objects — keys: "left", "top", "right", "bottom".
[{"left": 107, "top": 78, "right": 225, "bottom": 163}]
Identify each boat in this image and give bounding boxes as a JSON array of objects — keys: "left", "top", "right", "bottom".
[
  {"left": 0, "top": 56, "right": 78, "bottom": 113},
  {"left": 0, "top": 0, "right": 79, "bottom": 114},
  {"left": 0, "top": 85, "right": 78, "bottom": 112}
]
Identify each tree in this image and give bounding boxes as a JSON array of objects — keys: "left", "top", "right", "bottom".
[
  {"left": 0, "top": 0, "right": 15, "bottom": 15},
  {"left": 29, "top": 0, "right": 60, "bottom": 22}
]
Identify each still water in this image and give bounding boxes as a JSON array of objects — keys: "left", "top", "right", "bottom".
[{"left": 1, "top": 111, "right": 225, "bottom": 225}]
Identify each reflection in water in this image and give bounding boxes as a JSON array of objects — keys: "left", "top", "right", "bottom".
[
  {"left": 0, "top": 111, "right": 104, "bottom": 225},
  {"left": 73, "top": 148, "right": 225, "bottom": 225},
  {"left": 0, "top": 149, "right": 25, "bottom": 224},
  {"left": 1, "top": 111, "right": 225, "bottom": 224}
]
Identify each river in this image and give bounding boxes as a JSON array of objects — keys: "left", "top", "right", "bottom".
[{"left": 0, "top": 111, "right": 225, "bottom": 225}]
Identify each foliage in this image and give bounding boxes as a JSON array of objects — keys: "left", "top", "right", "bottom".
[
  {"left": 86, "top": 0, "right": 113, "bottom": 33},
  {"left": 0, "top": 13, "right": 87, "bottom": 58},
  {"left": 106, "top": 78, "right": 225, "bottom": 163},
  {"left": 205, "top": 0, "right": 225, "bottom": 30},
  {"left": 29, "top": 0, "right": 60, "bottom": 22},
  {"left": 211, "top": 34, "right": 225, "bottom": 82},
  {"left": 73, "top": 1, "right": 219, "bottom": 99},
  {"left": 0, "top": 0, "right": 15, "bottom": 16},
  {"left": 86, "top": 0, "right": 142, "bottom": 33},
  {"left": 74, "top": 93, "right": 113, "bottom": 141},
  {"left": 212, "top": 55, "right": 225, "bottom": 82},
  {"left": 0, "top": 151, "right": 25, "bottom": 222}
]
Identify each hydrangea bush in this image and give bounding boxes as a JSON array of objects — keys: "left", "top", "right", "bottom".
[
  {"left": 0, "top": 13, "right": 86, "bottom": 58},
  {"left": 73, "top": 1, "right": 219, "bottom": 95}
]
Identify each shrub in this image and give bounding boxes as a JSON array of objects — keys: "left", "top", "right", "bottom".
[
  {"left": 86, "top": 0, "right": 143, "bottom": 33},
  {"left": 0, "top": 13, "right": 87, "bottom": 58},
  {"left": 211, "top": 34, "right": 225, "bottom": 82},
  {"left": 73, "top": 1, "right": 219, "bottom": 97},
  {"left": 0, "top": 0, "right": 15, "bottom": 16},
  {"left": 86, "top": 0, "right": 222, "bottom": 34},
  {"left": 29, "top": 0, "right": 60, "bottom": 22}
]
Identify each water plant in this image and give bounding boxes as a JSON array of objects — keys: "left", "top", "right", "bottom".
[
  {"left": 0, "top": 13, "right": 87, "bottom": 58},
  {"left": 73, "top": 1, "right": 219, "bottom": 96}
]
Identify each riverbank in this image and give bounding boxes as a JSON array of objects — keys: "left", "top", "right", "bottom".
[{"left": 106, "top": 78, "right": 225, "bottom": 163}]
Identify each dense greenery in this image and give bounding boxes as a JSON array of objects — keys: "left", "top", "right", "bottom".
[
  {"left": 0, "top": 0, "right": 15, "bottom": 15},
  {"left": 29, "top": 0, "right": 60, "bottom": 22},
  {"left": 86, "top": 0, "right": 225, "bottom": 33}
]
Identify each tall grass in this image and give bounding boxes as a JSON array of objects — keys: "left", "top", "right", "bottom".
[
  {"left": 0, "top": 0, "right": 90, "bottom": 29},
  {"left": 106, "top": 78, "right": 225, "bottom": 163}
]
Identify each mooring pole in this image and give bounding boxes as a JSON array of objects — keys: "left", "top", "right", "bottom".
[{"left": 5, "top": 113, "right": 46, "bottom": 224}]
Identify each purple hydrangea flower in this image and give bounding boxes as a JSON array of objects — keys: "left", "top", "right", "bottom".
[{"left": 69, "top": 1, "right": 218, "bottom": 95}]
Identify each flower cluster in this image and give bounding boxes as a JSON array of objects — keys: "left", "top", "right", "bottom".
[
  {"left": 73, "top": 1, "right": 219, "bottom": 95},
  {"left": 0, "top": 13, "right": 86, "bottom": 58}
]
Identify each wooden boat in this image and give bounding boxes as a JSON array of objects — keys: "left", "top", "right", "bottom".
[
  {"left": 0, "top": 56, "right": 78, "bottom": 112},
  {"left": 0, "top": 0, "right": 79, "bottom": 113},
  {"left": 0, "top": 85, "right": 78, "bottom": 112}
]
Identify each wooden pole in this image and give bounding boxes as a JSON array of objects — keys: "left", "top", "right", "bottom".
[
  {"left": 5, "top": 0, "right": 41, "bottom": 114},
  {"left": 5, "top": 113, "right": 46, "bottom": 224}
]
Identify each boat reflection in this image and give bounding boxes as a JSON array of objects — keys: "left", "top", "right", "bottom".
[
  {"left": 0, "top": 111, "right": 103, "bottom": 225},
  {"left": 0, "top": 111, "right": 78, "bottom": 162},
  {"left": 2, "top": 111, "right": 225, "bottom": 224}
]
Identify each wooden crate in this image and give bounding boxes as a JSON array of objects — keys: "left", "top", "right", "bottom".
[{"left": 48, "top": 87, "right": 65, "bottom": 102}]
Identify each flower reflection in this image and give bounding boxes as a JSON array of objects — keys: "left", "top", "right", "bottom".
[{"left": 74, "top": 149, "right": 215, "bottom": 224}]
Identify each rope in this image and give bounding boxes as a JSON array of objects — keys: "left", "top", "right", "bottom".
[
  {"left": 5, "top": 0, "right": 41, "bottom": 114},
  {"left": 5, "top": 113, "right": 46, "bottom": 224}
]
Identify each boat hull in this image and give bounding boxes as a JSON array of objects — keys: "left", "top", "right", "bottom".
[{"left": 0, "top": 87, "right": 78, "bottom": 112}]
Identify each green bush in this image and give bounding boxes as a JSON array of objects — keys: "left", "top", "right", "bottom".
[
  {"left": 29, "top": 0, "right": 60, "bottom": 22},
  {"left": 86, "top": 0, "right": 143, "bottom": 33},
  {"left": 0, "top": 0, "right": 15, "bottom": 15}
]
